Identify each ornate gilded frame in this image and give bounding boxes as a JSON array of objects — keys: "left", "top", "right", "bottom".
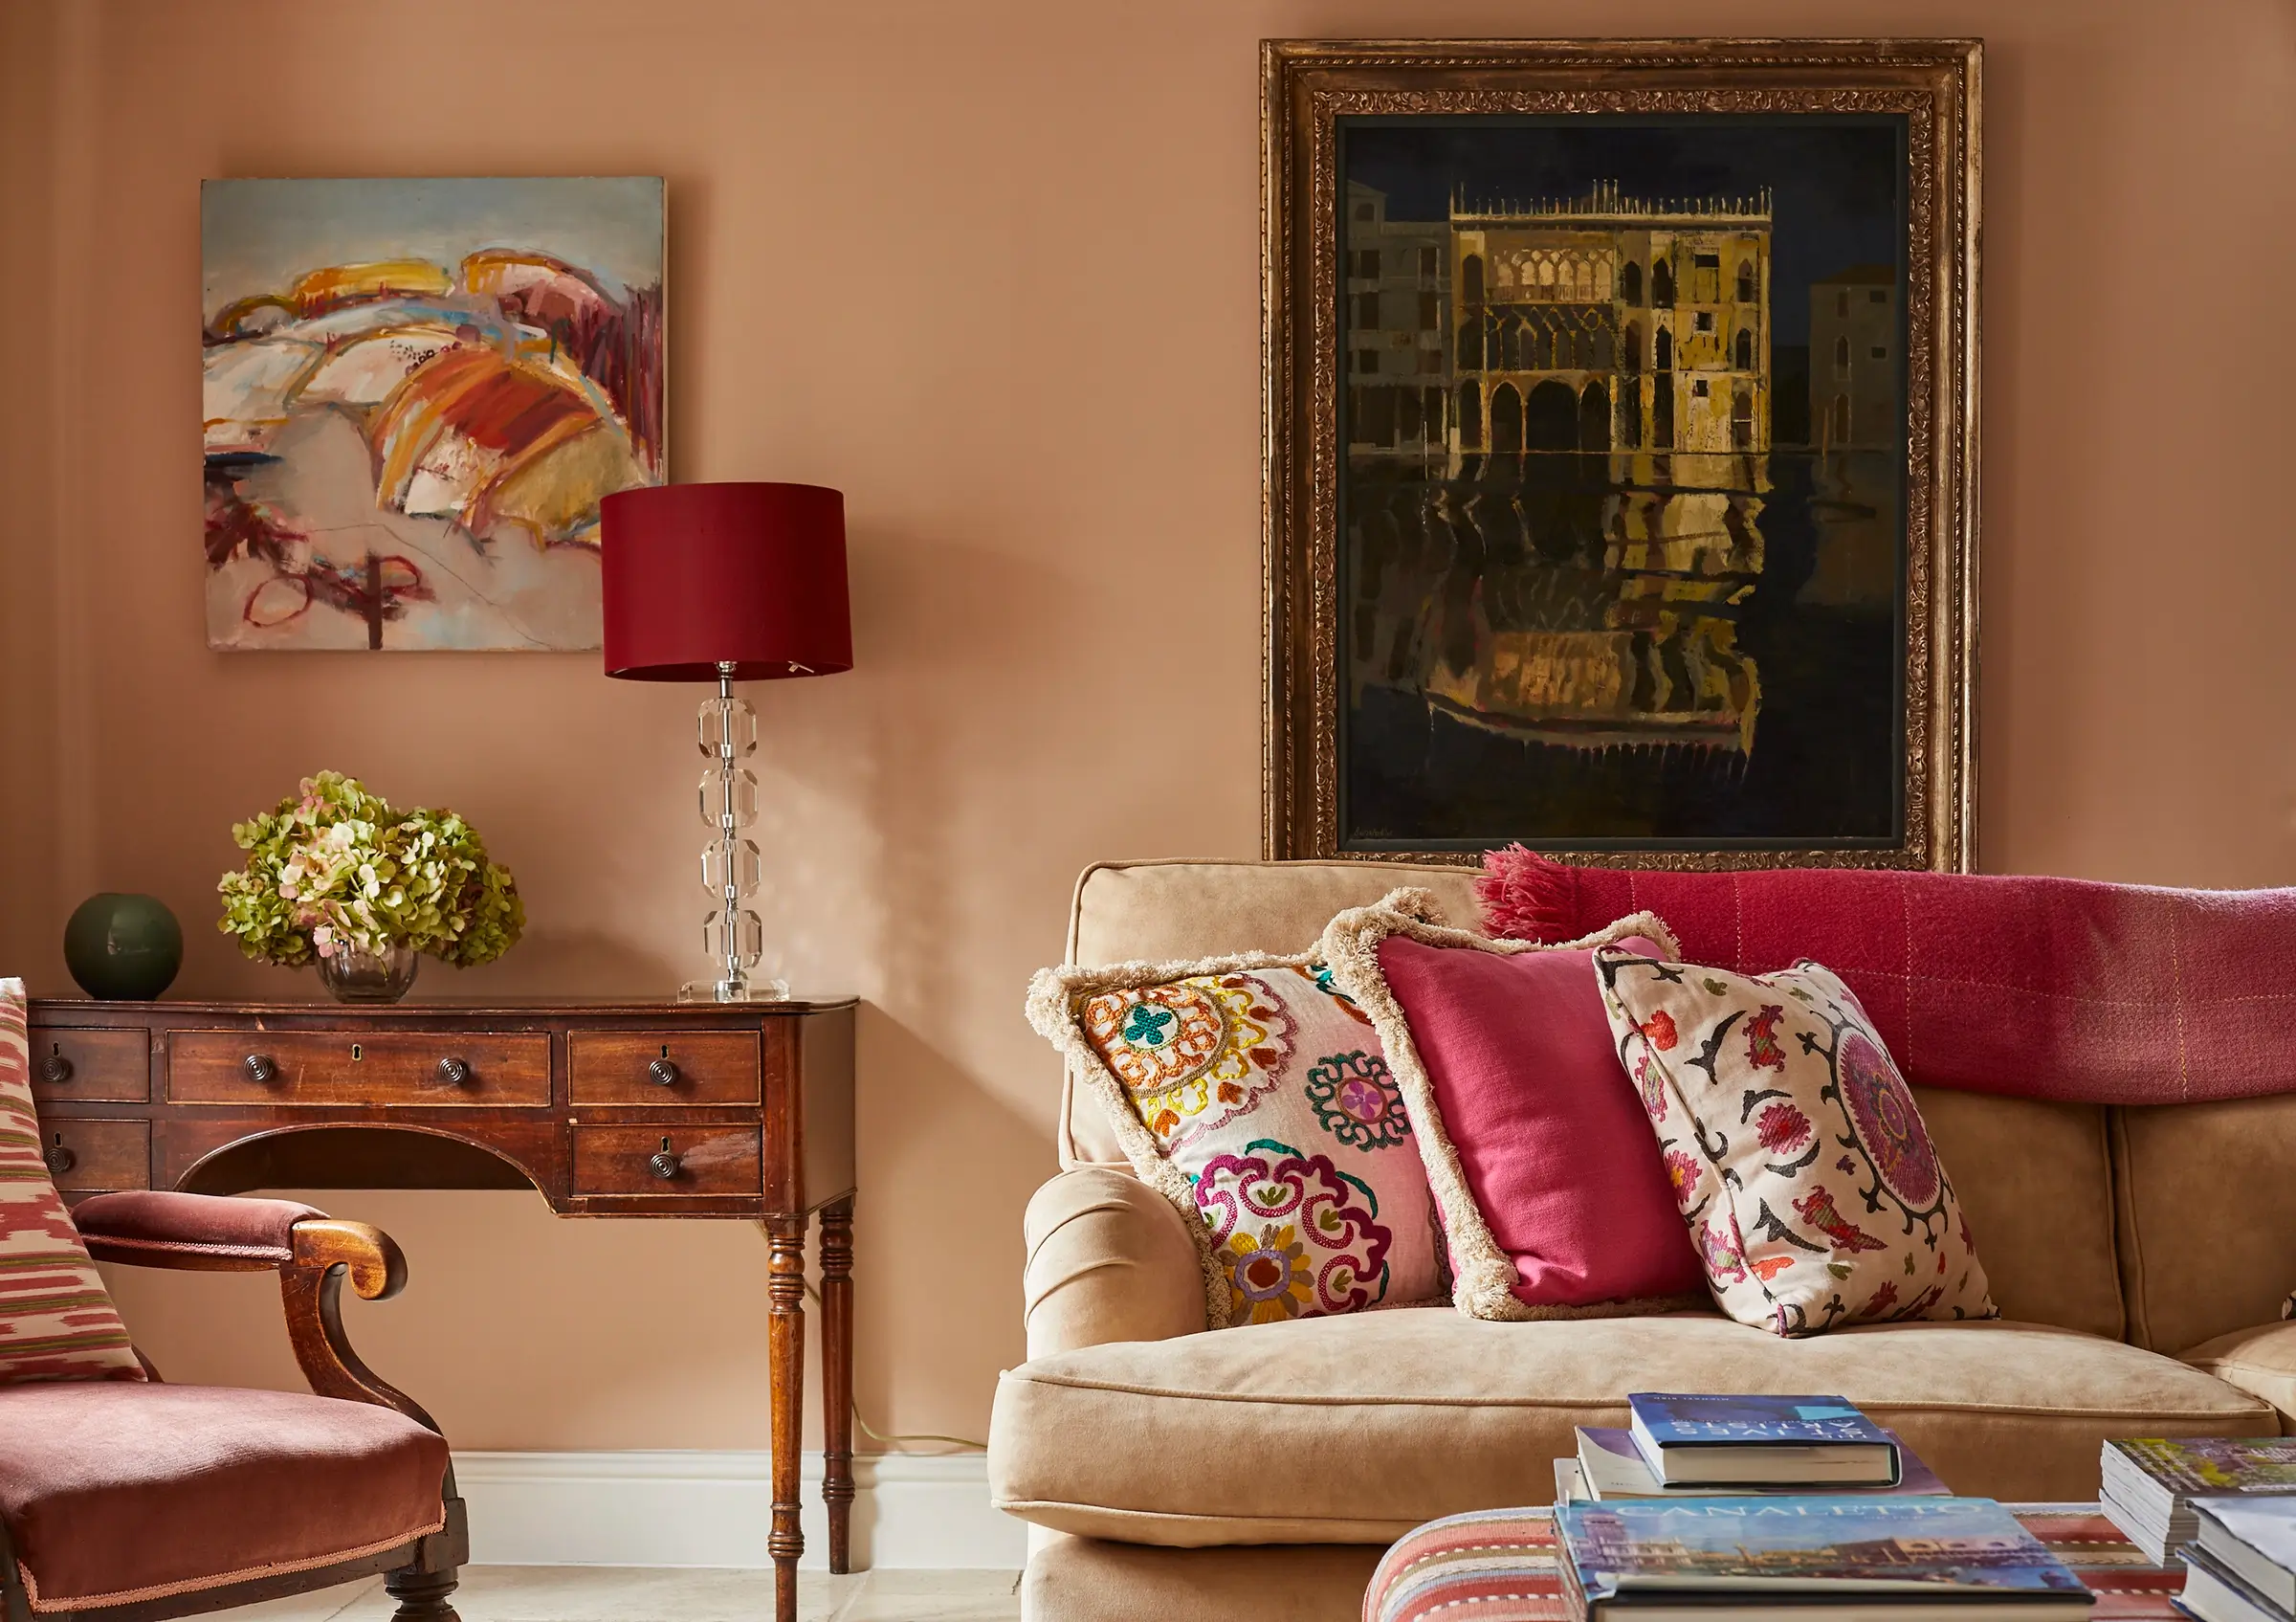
[{"left": 1263, "top": 38, "right": 1980, "bottom": 869}]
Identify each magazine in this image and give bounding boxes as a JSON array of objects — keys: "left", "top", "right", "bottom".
[
  {"left": 2106, "top": 1438, "right": 2296, "bottom": 1500},
  {"left": 2098, "top": 1438, "right": 2296, "bottom": 1563}
]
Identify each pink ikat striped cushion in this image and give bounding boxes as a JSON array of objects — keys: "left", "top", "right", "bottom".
[{"left": 0, "top": 980, "right": 143, "bottom": 1382}]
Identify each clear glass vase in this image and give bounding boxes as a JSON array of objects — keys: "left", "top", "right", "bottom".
[{"left": 315, "top": 942, "right": 420, "bottom": 1004}]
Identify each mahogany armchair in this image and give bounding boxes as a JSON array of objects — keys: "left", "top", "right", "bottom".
[{"left": 0, "top": 1190, "right": 466, "bottom": 1622}]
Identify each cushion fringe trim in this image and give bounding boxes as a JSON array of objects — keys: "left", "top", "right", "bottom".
[
  {"left": 1316, "top": 892, "right": 1703, "bottom": 1323},
  {"left": 1024, "top": 890, "right": 1450, "bottom": 1331}
]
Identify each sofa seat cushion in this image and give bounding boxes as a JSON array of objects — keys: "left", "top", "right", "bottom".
[
  {"left": 988, "top": 1309, "right": 2272, "bottom": 1545},
  {"left": 2181, "top": 1322, "right": 2296, "bottom": 1429},
  {"left": 0, "top": 1383, "right": 449, "bottom": 1610}
]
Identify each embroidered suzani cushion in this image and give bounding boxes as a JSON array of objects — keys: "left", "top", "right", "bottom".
[
  {"left": 1317, "top": 899, "right": 1707, "bottom": 1322},
  {"left": 1027, "top": 936, "right": 1444, "bottom": 1331},
  {"left": 1598, "top": 948, "right": 1997, "bottom": 1338},
  {"left": 0, "top": 980, "right": 144, "bottom": 1383}
]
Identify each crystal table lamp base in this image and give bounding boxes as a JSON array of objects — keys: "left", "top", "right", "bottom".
[
  {"left": 679, "top": 975, "right": 791, "bottom": 1004},
  {"left": 685, "top": 661, "right": 787, "bottom": 1004}
]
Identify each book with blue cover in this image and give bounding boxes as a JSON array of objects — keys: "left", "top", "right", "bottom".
[
  {"left": 1555, "top": 1497, "right": 2094, "bottom": 1618},
  {"left": 1576, "top": 1427, "right": 1948, "bottom": 1500},
  {"left": 1627, "top": 1392, "right": 1903, "bottom": 1486}
]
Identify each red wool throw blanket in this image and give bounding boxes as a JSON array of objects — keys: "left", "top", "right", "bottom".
[{"left": 1476, "top": 849, "right": 2296, "bottom": 1105}]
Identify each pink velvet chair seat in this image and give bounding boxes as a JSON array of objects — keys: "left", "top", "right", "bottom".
[{"left": 0, "top": 1383, "right": 449, "bottom": 1611}]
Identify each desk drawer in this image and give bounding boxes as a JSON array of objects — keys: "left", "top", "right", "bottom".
[
  {"left": 567, "top": 1032, "right": 762, "bottom": 1105},
  {"left": 38, "top": 1119, "right": 148, "bottom": 1191},
  {"left": 572, "top": 1124, "right": 761, "bottom": 1196},
  {"left": 25, "top": 1029, "right": 149, "bottom": 1103},
  {"left": 168, "top": 1031, "right": 551, "bottom": 1107}
]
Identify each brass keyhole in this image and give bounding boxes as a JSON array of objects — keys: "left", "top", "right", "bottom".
[
  {"left": 351, "top": 1043, "right": 364, "bottom": 1061},
  {"left": 660, "top": 1043, "right": 671, "bottom": 1058}
]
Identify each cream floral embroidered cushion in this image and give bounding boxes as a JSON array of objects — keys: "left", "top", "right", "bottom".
[
  {"left": 1598, "top": 947, "right": 1997, "bottom": 1338},
  {"left": 1027, "top": 938, "right": 1442, "bottom": 1331},
  {"left": 0, "top": 980, "right": 144, "bottom": 1382}
]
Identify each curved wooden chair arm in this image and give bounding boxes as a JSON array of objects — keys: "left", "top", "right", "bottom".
[
  {"left": 280, "top": 1219, "right": 438, "bottom": 1433},
  {"left": 77, "top": 1193, "right": 439, "bottom": 1434},
  {"left": 290, "top": 1219, "right": 408, "bottom": 1300}
]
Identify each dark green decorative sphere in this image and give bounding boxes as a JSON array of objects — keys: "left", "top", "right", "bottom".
[{"left": 63, "top": 894, "right": 183, "bottom": 1001}]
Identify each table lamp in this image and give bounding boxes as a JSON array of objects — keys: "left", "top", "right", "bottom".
[{"left": 601, "top": 481, "right": 852, "bottom": 1001}]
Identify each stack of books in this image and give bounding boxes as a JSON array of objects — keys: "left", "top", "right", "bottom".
[
  {"left": 1553, "top": 1497, "right": 2095, "bottom": 1619},
  {"left": 1556, "top": 1391, "right": 1945, "bottom": 1503},
  {"left": 2181, "top": 1498, "right": 2296, "bottom": 1622},
  {"left": 2098, "top": 1437, "right": 2296, "bottom": 1565}
]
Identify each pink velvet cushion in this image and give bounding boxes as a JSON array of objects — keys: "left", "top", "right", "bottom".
[
  {"left": 0, "top": 1382, "right": 448, "bottom": 1609},
  {"left": 1375, "top": 934, "right": 1705, "bottom": 1309},
  {"left": 73, "top": 1189, "right": 324, "bottom": 1263}
]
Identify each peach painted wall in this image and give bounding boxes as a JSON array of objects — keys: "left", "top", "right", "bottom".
[{"left": 3, "top": 0, "right": 2294, "bottom": 1451}]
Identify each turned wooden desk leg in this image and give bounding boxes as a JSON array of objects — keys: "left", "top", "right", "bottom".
[
  {"left": 820, "top": 1197, "right": 856, "bottom": 1573},
  {"left": 766, "top": 1214, "right": 807, "bottom": 1622}
]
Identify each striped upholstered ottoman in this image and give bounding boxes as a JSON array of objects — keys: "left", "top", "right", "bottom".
[{"left": 1362, "top": 1505, "right": 2190, "bottom": 1621}]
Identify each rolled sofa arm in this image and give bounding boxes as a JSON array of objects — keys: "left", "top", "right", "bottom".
[
  {"left": 1024, "top": 1168, "right": 1208, "bottom": 1357},
  {"left": 2181, "top": 1322, "right": 2296, "bottom": 1431}
]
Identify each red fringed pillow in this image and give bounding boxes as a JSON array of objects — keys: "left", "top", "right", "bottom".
[{"left": 1316, "top": 898, "right": 1707, "bottom": 1322}]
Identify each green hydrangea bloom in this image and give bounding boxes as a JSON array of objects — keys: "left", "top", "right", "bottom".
[{"left": 217, "top": 771, "right": 524, "bottom": 969}]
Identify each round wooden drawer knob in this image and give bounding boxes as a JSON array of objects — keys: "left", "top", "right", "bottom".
[
  {"left": 648, "top": 1057, "right": 680, "bottom": 1087},
  {"left": 648, "top": 1137, "right": 682, "bottom": 1180},
  {"left": 244, "top": 1054, "right": 277, "bottom": 1084},
  {"left": 436, "top": 1057, "right": 473, "bottom": 1087},
  {"left": 44, "top": 1144, "right": 75, "bottom": 1177},
  {"left": 37, "top": 1055, "right": 71, "bottom": 1084}
]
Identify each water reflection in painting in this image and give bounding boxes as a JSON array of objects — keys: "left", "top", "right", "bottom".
[{"left": 1340, "top": 121, "right": 1906, "bottom": 849}]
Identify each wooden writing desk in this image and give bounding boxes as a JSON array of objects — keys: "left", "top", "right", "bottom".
[{"left": 27, "top": 995, "right": 856, "bottom": 1622}]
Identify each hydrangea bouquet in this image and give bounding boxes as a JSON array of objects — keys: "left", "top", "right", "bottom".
[{"left": 217, "top": 771, "right": 523, "bottom": 969}]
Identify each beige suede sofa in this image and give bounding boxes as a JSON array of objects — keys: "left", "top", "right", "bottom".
[{"left": 987, "top": 859, "right": 2296, "bottom": 1621}]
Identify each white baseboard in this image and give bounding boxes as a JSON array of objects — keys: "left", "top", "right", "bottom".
[{"left": 453, "top": 1450, "right": 1025, "bottom": 1570}]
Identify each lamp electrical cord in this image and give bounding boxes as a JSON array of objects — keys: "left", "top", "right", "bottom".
[
  {"left": 750, "top": 1221, "right": 988, "bottom": 1454},
  {"left": 805, "top": 1278, "right": 987, "bottom": 1455}
]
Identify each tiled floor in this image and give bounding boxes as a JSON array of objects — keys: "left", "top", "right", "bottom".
[{"left": 227, "top": 1567, "right": 1022, "bottom": 1622}]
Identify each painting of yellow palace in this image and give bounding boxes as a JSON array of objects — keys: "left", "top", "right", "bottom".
[{"left": 1337, "top": 118, "right": 1908, "bottom": 851}]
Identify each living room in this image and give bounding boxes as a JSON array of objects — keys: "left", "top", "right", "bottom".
[{"left": 1, "top": 3, "right": 2291, "bottom": 1622}]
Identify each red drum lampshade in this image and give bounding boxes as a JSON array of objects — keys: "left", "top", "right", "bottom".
[{"left": 600, "top": 482, "right": 852, "bottom": 681}]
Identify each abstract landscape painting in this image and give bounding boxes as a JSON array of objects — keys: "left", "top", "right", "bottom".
[
  {"left": 201, "top": 177, "right": 664, "bottom": 651},
  {"left": 1263, "top": 42, "right": 1978, "bottom": 870}
]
